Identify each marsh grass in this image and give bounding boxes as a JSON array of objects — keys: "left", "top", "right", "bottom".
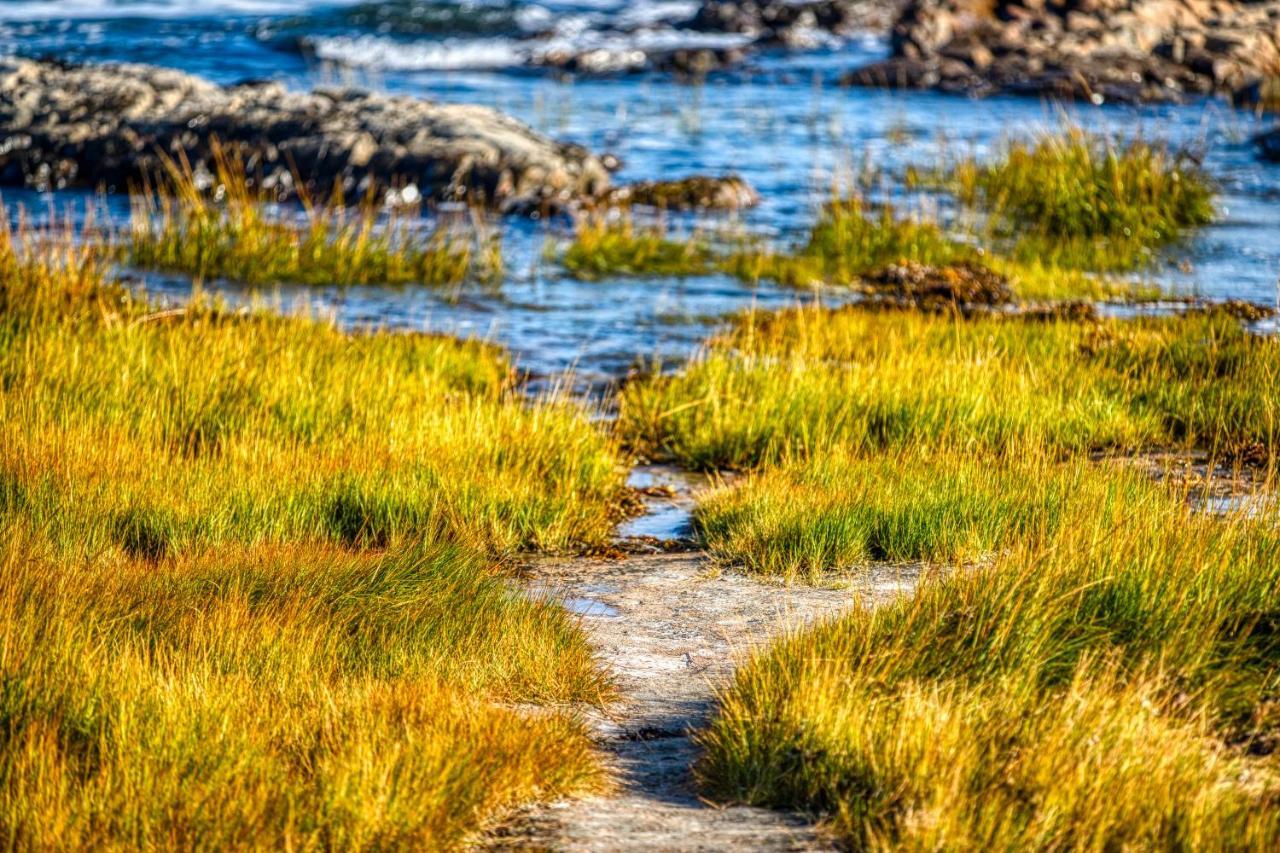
[
  {"left": 697, "top": 471, "right": 1280, "bottom": 848},
  {"left": 696, "top": 449, "right": 1101, "bottom": 580},
  {"left": 2, "top": 221, "right": 625, "bottom": 557},
  {"left": 128, "top": 147, "right": 503, "bottom": 287},
  {"left": 621, "top": 305, "right": 1280, "bottom": 470},
  {"left": 0, "top": 219, "right": 623, "bottom": 846},
  {"left": 557, "top": 213, "right": 716, "bottom": 279},
  {"left": 949, "top": 128, "right": 1215, "bottom": 271},
  {"left": 0, "top": 536, "right": 607, "bottom": 848}
]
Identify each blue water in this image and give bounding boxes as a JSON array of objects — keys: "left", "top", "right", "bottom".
[{"left": 3, "top": 0, "right": 1278, "bottom": 383}]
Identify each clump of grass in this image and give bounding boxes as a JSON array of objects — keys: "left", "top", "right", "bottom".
[
  {"left": 620, "top": 305, "right": 1280, "bottom": 470},
  {"left": 949, "top": 128, "right": 1215, "bottom": 271},
  {"left": 129, "top": 147, "right": 502, "bottom": 287},
  {"left": 697, "top": 449, "right": 1110, "bottom": 580},
  {"left": 0, "top": 538, "right": 606, "bottom": 848},
  {"left": 1, "top": 233, "right": 625, "bottom": 557},
  {"left": 724, "top": 196, "right": 971, "bottom": 287},
  {"left": 557, "top": 213, "right": 716, "bottom": 279},
  {"left": 697, "top": 471, "right": 1280, "bottom": 848}
]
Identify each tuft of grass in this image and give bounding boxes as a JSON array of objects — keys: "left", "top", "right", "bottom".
[
  {"left": 723, "top": 196, "right": 970, "bottom": 288},
  {"left": 696, "top": 450, "right": 1119, "bottom": 581},
  {"left": 697, "top": 470, "right": 1280, "bottom": 848},
  {"left": 557, "top": 213, "right": 716, "bottom": 279},
  {"left": 1, "top": 229, "right": 624, "bottom": 558},
  {"left": 620, "top": 305, "right": 1280, "bottom": 470},
  {"left": 128, "top": 147, "right": 502, "bottom": 287},
  {"left": 949, "top": 128, "right": 1215, "bottom": 271},
  {"left": 0, "top": 538, "right": 606, "bottom": 848}
]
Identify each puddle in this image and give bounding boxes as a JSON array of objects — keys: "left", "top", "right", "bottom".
[
  {"left": 1194, "top": 493, "right": 1276, "bottom": 519},
  {"left": 528, "top": 580, "right": 622, "bottom": 618},
  {"left": 615, "top": 464, "right": 709, "bottom": 542}
]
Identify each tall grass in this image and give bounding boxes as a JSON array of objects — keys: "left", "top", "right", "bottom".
[
  {"left": 2, "top": 225, "right": 625, "bottom": 558},
  {"left": 0, "top": 536, "right": 607, "bottom": 848},
  {"left": 950, "top": 129, "right": 1215, "bottom": 271},
  {"left": 698, "top": 475, "right": 1280, "bottom": 848},
  {"left": 0, "top": 218, "right": 621, "bottom": 846},
  {"left": 697, "top": 450, "right": 1116, "bottom": 580},
  {"left": 128, "top": 148, "right": 502, "bottom": 287},
  {"left": 621, "top": 305, "right": 1280, "bottom": 470},
  {"left": 557, "top": 213, "right": 716, "bottom": 279}
]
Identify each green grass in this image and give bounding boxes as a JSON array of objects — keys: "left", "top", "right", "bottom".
[
  {"left": 620, "top": 305, "right": 1280, "bottom": 470},
  {"left": 128, "top": 148, "right": 502, "bottom": 287},
  {"left": 949, "top": 128, "right": 1215, "bottom": 271},
  {"left": 0, "top": 536, "right": 607, "bottom": 848},
  {"left": 557, "top": 213, "right": 716, "bottom": 279},
  {"left": 0, "top": 218, "right": 623, "bottom": 847},
  {"left": 723, "top": 196, "right": 971, "bottom": 288},
  {"left": 697, "top": 466, "right": 1280, "bottom": 848},
  {"left": 697, "top": 450, "right": 1105, "bottom": 581}
]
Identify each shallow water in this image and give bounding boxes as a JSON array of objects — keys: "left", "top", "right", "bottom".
[{"left": 4, "top": 0, "right": 1279, "bottom": 381}]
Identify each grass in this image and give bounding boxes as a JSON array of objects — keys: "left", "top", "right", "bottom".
[
  {"left": 723, "top": 196, "right": 970, "bottom": 288},
  {"left": 697, "top": 449, "right": 1109, "bottom": 581},
  {"left": 697, "top": 463, "right": 1280, "bottom": 848},
  {"left": 128, "top": 148, "right": 502, "bottom": 287},
  {"left": 949, "top": 128, "right": 1215, "bottom": 271},
  {"left": 0, "top": 536, "right": 607, "bottom": 848},
  {"left": 0, "top": 218, "right": 624, "bottom": 846},
  {"left": 620, "top": 304, "right": 1280, "bottom": 470},
  {"left": 557, "top": 213, "right": 716, "bottom": 279}
]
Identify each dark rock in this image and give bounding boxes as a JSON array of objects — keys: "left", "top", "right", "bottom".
[
  {"left": 0, "top": 58, "right": 611, "bottom": 210},
  {"left": 687, "top": 0, "right": 898, "bottom": 41},
  {"left": 1257, "top": 126, "right": 1280, "bottom": 162},
  {"left": 864, "top": 260, "right": 1015, "bottom": 308},
  {"left": 606, "top": 174, "right": 760, "bottom": 211}
]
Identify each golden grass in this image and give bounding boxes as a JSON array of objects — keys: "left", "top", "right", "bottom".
[
  {"left": 0, "top": 218, "right": 622, "bottom": 847},
  {"left": 128, "top": 147, "right": 502, "bottom": 287},
  {"left": 698, "top": 470, "right": 1280, "bottom": 848},
  {"left": 620, "top": 305, "right": 1280, "bottom": 470}
]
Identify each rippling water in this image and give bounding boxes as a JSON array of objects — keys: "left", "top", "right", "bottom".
[{"left": 3, "top": 0, "right": 1278, "bottom": 382}]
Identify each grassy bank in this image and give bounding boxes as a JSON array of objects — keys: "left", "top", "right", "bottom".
[
  {"left": 697, "top": 471, "right": 1280, "bottom": 848},
  {"left": 128, "top": 150, "right": 502, "bottom": 287},
  {"left": 621, "top": 305, "right": 1280, "bottom": 470},
  {"left": 0, "top": 222, "right": 621, "bottom": 846}
]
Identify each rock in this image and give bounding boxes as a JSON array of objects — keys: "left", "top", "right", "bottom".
[
  {"left": 686, "top": 0, "right": 897, "bottom": 41},
  {"left": 606, "top": 174, "right": 760, "bottom": 211},
  {"left": 863, "top": 260, "right": 1014, "bottom": 309},
  {"left": 0, "top": 58, "right": 611, "bottom": 210},
  {"left": 1256, "top": 126, "right": 1280, "bottom": 162},
  {"left": 847, "top": 0, "right": 1280, "bottom": 102}
]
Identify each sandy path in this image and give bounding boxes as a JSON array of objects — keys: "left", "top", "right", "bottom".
[{"left": 490, "top": 527, "right": 922, "bottom": 848}]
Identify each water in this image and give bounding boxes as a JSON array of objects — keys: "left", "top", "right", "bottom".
[{"left": 3, "top": 0, "right": 1279, "bottom": 382}]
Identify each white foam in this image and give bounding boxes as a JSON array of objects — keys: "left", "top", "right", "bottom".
[{"left": 309, "top": 34, "right": 526, "bottom": 71}]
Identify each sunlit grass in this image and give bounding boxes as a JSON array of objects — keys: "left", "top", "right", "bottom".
[
  {"left": 557, "top": 213, "right": 716, "bottom": 279},
  {"left": 697, "top": 449, "right": 1113, "bottom": 580},
  {"left": 0, "top": 535, "right": 607, "bottom": 848},
  {"left": 949, "top": 128, "right": 1215, "bottom": 271},
  {"left": 698, "top": 471, "right": 1280, "bottom": 848},
  {"left": 620, "top": 304, "right": 1280, "bottom": 470},
  {"left": 128, "top": 147, "right": 503, "bottom": 287},
  {"left": 0, "top": 219, "right": 622, "bottom": 846}
]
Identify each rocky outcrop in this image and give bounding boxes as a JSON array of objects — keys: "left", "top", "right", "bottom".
[
  {"left": 844, "top": 0, "right": 1280, "bottom": 103},
  {"left": 0, "top": 58, "right": 611, "bottom": 209}
]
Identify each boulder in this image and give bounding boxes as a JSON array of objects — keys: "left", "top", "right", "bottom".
[
  {"left": 606, "top": 174, "right": 760, "bottom": 211},
  {"left": 847, "top": 0, "right": 1280, "bottom": 103},
  {"left": 0, "top": 58, "right": 611, "bottom": 210}
]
